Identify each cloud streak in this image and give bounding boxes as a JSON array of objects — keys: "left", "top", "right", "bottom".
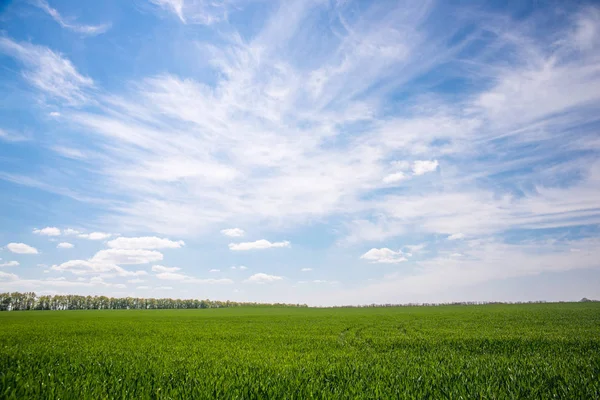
[{"left": 33, "top": 0, "right": 110, "bottom": 35}]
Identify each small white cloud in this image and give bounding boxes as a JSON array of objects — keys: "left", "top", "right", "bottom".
[
  {"left": 152, "top": 265, "right": 181, "bottom": 273},
  {"left": 137, "top": 285, "right": 150, "bottom": 289},
  {"left": 0, "top": 261, "right": 19, "bottom": 267},
  {"left": 448, "top": 233, "right": 465, "bottom": 240},
  {"left": 128, "top": 278, "right": 145, "bottom": 283},
  {"left": 245, "top": 273, "right": 284, "bottom": 284},
  {"left": 301, "top": 268, "right": 313, "bottom": 272},
  {"left": 412, "top": 160, "right": 439, "bottom": 176},
  {"left": 450, "top": 253, "right": 463, "bottom": 257},
  {"left": 78, "top": 232, "right": 112, "bottom": 240},
  {"left": 63, "top": 228, "right": 80, "bottom": 235},
  {"left": 382, "top": 172, "right": 407, "bottom": 184},
  {"left": 49, "top": 111, "right": 61, "bottom": 117},
  {"left": 107, "top": 236, "right": 185, "bottom": 249},
  {"left": 37, "top": 263, "right": 48, "bottom": 268},
  {"left": 156, "top": 286, "right": 173, "bottom": 290},
  {"left": 47, "top": 277, "right": 67, "bottom": 282},
  {"left": 6, "top": 243, "right": 38, "bottom": 254},
  {"left": 57, "top": 242, "right": 74, "bottom": 249},
  {"left": 209, "top": 269, "right": 220, "bottom": 272},
  {"left": 156, "top": 270, "right": 233, "bottom": 284},
  {"left": 360, "top": 248, "right": 407, "bottom": 264},
  {"left": 94, "top": 249, "right": 162, "bottom": 265},
  {"left": 229, "top": 239, "right": 290, "bottom": 251},
  {"left": 404, "top": 244, "right": 426, "bottom": 253},
  {"left": 221, "top": 228, "right": 245, "bottom": 237},
  {"left": 230, "top": 265, "right": 247, "bottom": 270},
  {"left": 33, "top": 227, "right": 61, "bottom": 236}
]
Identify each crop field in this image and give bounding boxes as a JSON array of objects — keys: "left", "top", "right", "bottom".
[{"left": 1, "top": 303, "right": 599, "bottom": 399}]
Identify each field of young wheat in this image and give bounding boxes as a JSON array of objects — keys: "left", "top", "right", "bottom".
[{"left": 1, "top": 303, "right": 599, "bottom": 399}]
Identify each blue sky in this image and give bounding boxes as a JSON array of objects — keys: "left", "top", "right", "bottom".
[{"left": 1, "top": 0, "right": 600, "bottom": 305}]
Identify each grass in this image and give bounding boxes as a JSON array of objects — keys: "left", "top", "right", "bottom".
[{"left": 1, "top": 303, "right": 599, "bottom": 399}]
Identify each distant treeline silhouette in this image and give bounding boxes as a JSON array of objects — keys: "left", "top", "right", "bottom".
[
  {"left": 1, "top": 292, "right": 596, "bottom": 311},
  {"left": 326, "top": 298, "right": 598, "bottom": 308},
  {"left": 0, "top": 292, "right": 308, "bottom": 311}
]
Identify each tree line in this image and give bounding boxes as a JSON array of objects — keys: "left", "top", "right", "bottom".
[{"left": 0, "top": 292, "right": 308, "bottom": 311}]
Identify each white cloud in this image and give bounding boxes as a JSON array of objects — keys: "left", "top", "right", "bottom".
[
  {"left": 448, "top": 233, "right": 465, "bottom": 240},
  {"left": 93, "top": 249, "right": 163, "bottom": 265},
  {"left": 0, "top": 37, "right": 93, "bottom": 104},
  {"left": 137, "top": 286, "right": 150, "bottom": 289},
  {"left": 49, "top": 111, "right": 61, "bottom": 118},
  {"left": 148, "top": 0, "right": 228, "bottom": 25},
  {"left": 301, "top": 268, "right": 313, "bottom": 272},
  {"left": 155, "top": 270, "right": 234, "bottom": 284},
  {"left": 0, "top": 261, "right": 19, "bottom": 267},
  {"left": 63, "top": 228, "right": 81, "bottom": 235},
  {"left": 0, "top": 271, "right": 19, "bottom": 280},
  {"left": 51, "top": 259, "right": 148, "bottom": 277},
  {"left": 107, "top": 236, "right": 185, "bottom": 249},
  {"left": 51, "top": 146, "right": 86, "bottom": 160},
  {"left": 238, "top": 266, "right": 248, "bottom": 270},
  {"left": 209, "top": 269, "right": 220, "bottom": 272},
  {"left": 33, "top": 0, "right": 110, "bottom": 35},
  {"left": 382, "top": 172, "right": 407, "bottom": 184},
  {"left": 404, "top": 244, "right": 426, "bottom": 253},
  {"left": 229, "top": 240, "right": 291, "bottom": 251},
  {"left": 360, "top": 248, "right": 407, "bottom": 264},
  {"left": 128, "top": 278, "right": 145, "bottom": 283},
  {"left": 220, "top": 228, "right": 245, "bottom": 237},
  {"left": 0, "top": 128, "right": 29, "bottom": 142},
  {"left": 245, "top": 273, "right": 284, "bottom": 284},
  {"left": 78, "top": 232, "right": 112, "bottom": 240},
  {"left": 6, "top": 243, "right": 38, "bottom": 254},
  {"left": 57, "top": 242, "right": 74, "bottom": 249},
  {"left": 33, "top": 227, "right": 61, "bottom": 236},
  {"left": 152, "top": 265, "right": 181, "bottom": 273},
  {"left": 412, "top": 160, "right": 439, "bottom": 176}
]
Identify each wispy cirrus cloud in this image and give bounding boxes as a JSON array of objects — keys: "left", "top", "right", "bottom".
[
  {"left": 32, "top": 0, "right": 110, "bottom": 36},
  {"left": 0, "top": 37, "right": 93, "bottom": 104},
  {"left": 148, "top": 0, "right": 230, "bottom": 25}
]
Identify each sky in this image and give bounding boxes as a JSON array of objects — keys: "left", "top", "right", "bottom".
[{"left": 1, "top": 0, "right": 600, "bottom": 306}]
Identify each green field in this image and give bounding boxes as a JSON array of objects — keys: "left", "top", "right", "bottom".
[{"left": 1, "top": 303, "right": 599, "bottom": 399}]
